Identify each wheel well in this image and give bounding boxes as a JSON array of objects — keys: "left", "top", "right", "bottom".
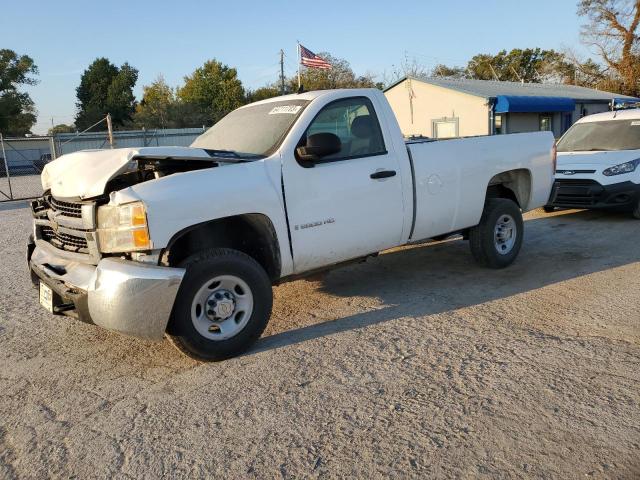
[
  {"left": 163, "top": 214, "right": 281, "bottom": 281},
  {"left": 486, "top": 169, "right": 532, "bottom": 208}
]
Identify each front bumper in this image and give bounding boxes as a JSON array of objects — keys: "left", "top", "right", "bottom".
[
  {"left": 28, "top": 238, "right": 185, "bottom": 341},
  {"left": 547, "top": 179, "right": 640, "bottom": 211}
]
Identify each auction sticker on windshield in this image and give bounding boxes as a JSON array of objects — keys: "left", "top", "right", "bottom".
[{"left": 269, "top": 106, "right": 302, "bottom": 115}]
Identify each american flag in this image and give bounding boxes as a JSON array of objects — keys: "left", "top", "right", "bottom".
[{"left": 300, "top": 44, "right": 332, "bottom": 70}]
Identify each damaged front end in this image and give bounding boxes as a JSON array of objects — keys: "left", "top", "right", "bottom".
[{"left": 27, "top": 147, "right": 221, "bottom": 340}]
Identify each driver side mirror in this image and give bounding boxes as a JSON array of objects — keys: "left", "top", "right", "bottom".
[{"left": 296, "top": 133, "right": 341, "bottom": 165}]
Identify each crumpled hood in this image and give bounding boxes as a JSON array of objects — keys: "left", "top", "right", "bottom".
[{"left": 42, "top": 146, "right": 213, "bottom": 199}]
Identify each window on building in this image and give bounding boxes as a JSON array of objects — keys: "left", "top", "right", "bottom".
[
  {"left": 432, "top": 117, "right": 459, "bottom": 138},
  {"left": 495, "top": 114, "right": 504, "bottom": 134},
  {"left": 539, "top": 115, "right": 552, "bottom": 132}
]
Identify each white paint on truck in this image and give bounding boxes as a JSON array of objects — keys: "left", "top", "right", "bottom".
[{"left": 31, "top": 88, "right": 556, "bottom": 360}]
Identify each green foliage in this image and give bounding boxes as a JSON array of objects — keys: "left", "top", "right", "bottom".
[
  {"left": 133, "top": 76, "right": 176, "bottom": 129},
  {"left": 431, "top": 64, "right": 467, "bottom": 79},
  {"left": 75, "top": 58, "right": 138, "bottom": 131},
  {"left": 464, "top": 49, "right": 566, "bottom": 83},
  {"left": 177, "top": 60, "right": 245, "bottom": 125},
  {"left": 246, "top": 85, "right": 282, "bottom": 103},
  {"left": 48, "top": 123, "right": 75, "bottom": 135},
  {"left": 0, "top": 49, "right": 38, "bottom": 136}
]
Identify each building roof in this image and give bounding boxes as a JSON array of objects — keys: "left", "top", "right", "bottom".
[{"left": 385, "top": 76, "right": 639, "bottom": 103}]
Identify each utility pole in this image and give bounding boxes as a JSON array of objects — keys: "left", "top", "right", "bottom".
[
  {"left": 279, "top": 49, "right": 285, "bottom": 95},
  {"left": 106, "top": 114, "right": 114, "bottom": 149}
]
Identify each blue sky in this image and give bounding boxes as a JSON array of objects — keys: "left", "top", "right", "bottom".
[{"left": 4, "top": 0, "right": 590, "bottom": 134}]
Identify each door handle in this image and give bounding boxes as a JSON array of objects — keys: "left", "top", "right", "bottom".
[{"left": 370, "top": 170, "right": 396, "bottom": 180}]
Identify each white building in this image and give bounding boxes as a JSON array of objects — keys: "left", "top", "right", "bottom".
[{"left": 385, "top": 76, "right": 639, "bottom": 138}]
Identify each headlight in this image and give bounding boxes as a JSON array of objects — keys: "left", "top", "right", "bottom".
[
  {"left": 602, "top": 158, "right": 640, "bottom": 176},
  {"left": 96, "top": 201, "right": 152, "bottom": 253}
]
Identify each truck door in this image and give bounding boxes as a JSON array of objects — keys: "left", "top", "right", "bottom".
[{"left": 282, "top": 96, "right": 405, "bottom": 273}]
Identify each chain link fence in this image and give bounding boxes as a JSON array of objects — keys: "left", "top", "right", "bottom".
[
  {"left": 0, "top": 127, "right": 206, "bottom": 202},
  {"left": 0, "top": 135, "right": 54, "bottom": 201}
]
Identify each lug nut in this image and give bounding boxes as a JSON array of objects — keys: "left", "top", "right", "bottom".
[
  {"left": 208, "top": 299, "right": 216, "bottom": 306},
  {"left": 207, "top": 310, "right": 214, "bottom": 316}
]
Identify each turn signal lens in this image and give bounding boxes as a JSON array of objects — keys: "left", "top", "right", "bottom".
[{"left": 132, "top": 228, "right": 150, "bottom": 248}]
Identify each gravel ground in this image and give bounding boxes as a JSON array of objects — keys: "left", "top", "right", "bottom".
[{"left": 0, "top": 202, "right": 638, "bottom": 479}]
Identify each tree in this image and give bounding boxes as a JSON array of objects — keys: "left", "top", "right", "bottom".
[
  {"left": 177, "top": 60, "right": 245, "bottom": 125},
  {"left": 133, "top": 76, "right": 176, "bottom": 129},
  {"left": 431, "top": 64, "right": 467, "bottom": 79},
  {"left": 246, "top": 85, "right": 281, "bottom": 103},
  {"left": 464, "top": 49, "right": 567, "bottom": 83},
  {"left": 0, "top": 49, "right": 38, "bottom": 136},
  {"left": 578, "top": 0, "right": 640, "bottom": 96},
  {"left": 75, "top": 58, "right": 138, "bottom": 131},
  {"left": 48, "top": 124, "right": 75, "bottom": 135},
  {"left": 291, "top": 54, "right": 379, "bottom": 91}
]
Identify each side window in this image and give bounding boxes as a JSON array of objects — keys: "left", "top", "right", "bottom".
[{"left": 301, "top": 97, "right": 386, "bottom": 162}]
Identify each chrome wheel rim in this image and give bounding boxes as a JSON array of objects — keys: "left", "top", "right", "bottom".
[
  {"left": 494, "top": 214, "right": 517, "bottom": 255},
  {"left": 190, "top": 275, "right": 253, "bottom": 340}
]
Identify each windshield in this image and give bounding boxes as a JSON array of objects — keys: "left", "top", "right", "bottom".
[
  {"left": 557, "top": 119, "right": 640, "bottom": 152},
  {"left": 191, "top": 99, "right": 310, "bottom": 158}
]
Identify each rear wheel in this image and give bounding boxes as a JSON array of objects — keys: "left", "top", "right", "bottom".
[
  {"left": 469, "top": 198, "right": 524, "bottom": 269},
  {"left": 167, "top": 248, "right": 273, "bottom": 361}
]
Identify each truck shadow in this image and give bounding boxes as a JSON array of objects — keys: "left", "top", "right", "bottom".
[{"left": 253, "top": 209, "right": 640, "bottom": 354}]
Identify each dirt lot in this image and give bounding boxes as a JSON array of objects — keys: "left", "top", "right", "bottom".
[{"left": 0, "top": 202, "right": 638, "bottom": 479}]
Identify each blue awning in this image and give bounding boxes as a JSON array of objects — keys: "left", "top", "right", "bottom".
[{"left": 495, "top": 96, "right": 575, "bottom": 113}]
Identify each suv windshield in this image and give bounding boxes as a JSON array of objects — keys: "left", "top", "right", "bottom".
[
  {"left": 191, "top": 99, "right": 310, "bottom": 158},
  {"left": 557, "top": 119, "right": 640, "bottom": 152}
]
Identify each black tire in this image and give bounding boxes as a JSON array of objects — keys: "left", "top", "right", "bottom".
[
  {"left": 167, "top": 248, "right": 273, "bottom": 361},
  {"left": 632, "top": 199, "right": 640, "bottom": 219},
  {"left": 469, "top": 198, "right": 524, "bottom": 269},
  {"left": 543, "top": 205, "right": 556, "bottom": 213}
]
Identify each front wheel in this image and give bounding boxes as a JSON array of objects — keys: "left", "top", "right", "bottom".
[
  {"left": 469, "top": 198, "right": 524, "bottom": 269},
  {"left": 167, "top": 248, "right": 273, "bottom": 361},
  {"left": 632, "top": 198, "right": 640, "bottom": 219}
]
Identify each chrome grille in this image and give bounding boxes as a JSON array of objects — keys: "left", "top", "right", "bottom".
[
  {"left": 41, "top": 226, "right": 88, "bottom": 251},
  {"left": 47, "top": 196, "right": 83, "bottom": 218}
]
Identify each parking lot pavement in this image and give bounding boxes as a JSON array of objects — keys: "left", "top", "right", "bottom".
[{"left": 0, "top": 203, "right": 638, "bottom": 479}]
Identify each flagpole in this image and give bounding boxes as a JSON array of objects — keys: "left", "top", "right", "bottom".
[{"left": 297, "top": 42, "right": 301, "bottom": 90}]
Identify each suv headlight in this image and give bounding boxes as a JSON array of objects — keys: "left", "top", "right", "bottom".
[
  {"left": 96, "top": 201, "right": 152, "bottom": 253},
  {"left": 602, "top": 158, "right": 640, "bottom": 176}
]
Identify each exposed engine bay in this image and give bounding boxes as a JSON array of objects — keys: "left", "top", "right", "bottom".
[{"left": 103, "top": 156, "right": 220, "bottom": 194}]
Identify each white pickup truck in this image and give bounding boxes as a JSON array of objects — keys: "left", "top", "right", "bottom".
[{"left": 28, "top": 89, "right": 555, "bottom": 360}]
